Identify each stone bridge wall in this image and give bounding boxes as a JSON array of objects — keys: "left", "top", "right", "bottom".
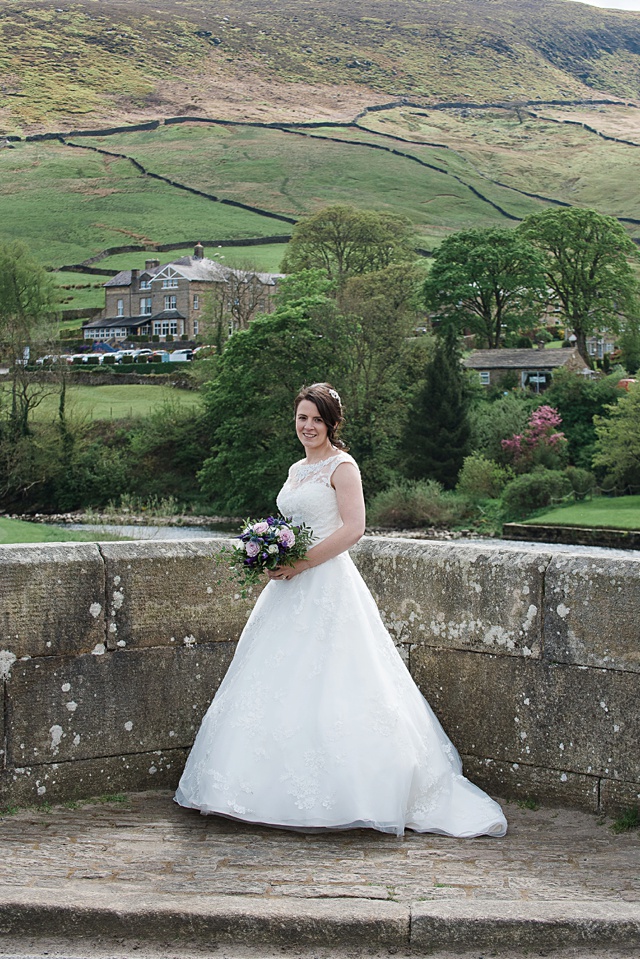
[{"left": 0, "top": 539, "right": 638, "bottom": 813}]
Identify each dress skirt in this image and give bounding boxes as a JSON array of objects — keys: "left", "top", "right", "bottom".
[{"left": 175, "top": 551, "right": 507, "bottom": 838}]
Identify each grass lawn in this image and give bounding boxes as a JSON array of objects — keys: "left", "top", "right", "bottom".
[
  {"left": 1, "top": 384, "right": 202, "bottom": 423},
  {"left": 526, "top": 496, "right": 640, "bottom": 530},
  {"left": 0, "top": 516, "right": 128, "bottom": 545}
]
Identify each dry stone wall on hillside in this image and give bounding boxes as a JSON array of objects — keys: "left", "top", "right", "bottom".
[{"left": 0, "top": 539, "right": 638, "bottom": 812}]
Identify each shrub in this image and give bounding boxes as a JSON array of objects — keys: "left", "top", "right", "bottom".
[
  {"left": 564, "top": 466, "right": 596, "bottom": 500},
  {"left": 501, "top": 470, "right": 572, "bottom": 519},
  {"left": 101, "top": 354, "right": 117, "bottom": 365},
  {"left": 151, "top": 334, "right": 160, "bottom": 342},
  {"left": 456, "top": 453, "right": 513, "bottom": 501},
  {"left": 368, "top": 479, "right": 474, "bottom": 529},
  {"left": 501, "top": 405, "right": 568, "bottom": 472}
]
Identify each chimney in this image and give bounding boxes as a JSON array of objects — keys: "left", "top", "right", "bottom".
[
  {"left": 194, "top": 241, "right": 204, "bottom": 259},
  {"left": 145, "top": 258, "right": 160, "bottom": 270},
  {"left": 131, "top": 268, "right": 139, "bottom": 291}
]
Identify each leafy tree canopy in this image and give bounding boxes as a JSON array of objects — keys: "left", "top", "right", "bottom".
[
  {"left": 592, "top": 385, "right": 640, "bottom": 493},
  {"left": 198, "top": 308, "right": 336, "bottom": 514},
  {"left": 542, "top": 368, "right": 625, "bottom": 469},
  {"left": 517, "top": 208, "right": 640, "bottom": 365},
  {"left": 281, "top": 205, "right": 415, "bottom": 282},
  {"left": 423, "top": 228, "right": 547, "bottom": 349}
]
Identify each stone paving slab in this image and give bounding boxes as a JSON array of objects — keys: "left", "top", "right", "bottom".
[{"left": 0, "top": 791, "right": 638, "bottom": 952}]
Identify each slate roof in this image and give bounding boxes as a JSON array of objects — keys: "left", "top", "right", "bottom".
[
  {"left": 463, "top": 348, "right": 584, "bottom": 370},
  {"left": 104, "top": 255, "right": 283, "bottom": 288}
]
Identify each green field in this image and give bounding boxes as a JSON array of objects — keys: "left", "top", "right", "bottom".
[
  {"left": 0, "top": 139, "right": 287, "bottom": 268},
  {"left": 527, "top": 496, "right": 640, "bottom": 531},
  {"left": 0, "top": 515, "right": 128, "bottom": 544},
  {"left": 360, "top": 105, "right": 640, "bottom": 237},
  {"left": 76, "top": 122, "right": 539, "bottom": 234},
  {"left": 1, "top": 384, "right": 202, "bottom": 422}
]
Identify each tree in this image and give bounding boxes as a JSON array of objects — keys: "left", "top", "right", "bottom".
[
  {"left": 617, "top": 317, "right": 640, "bottom": 375},
  {"left": 336, "top": 262, "right": 427, "bottom": 492},
  {"left": 423, "top": 228, "right": 547, "bottom": 349},
  {"left": 281, "top": 205, "right": 415, "bottom": 282},
  {"left": 402, "top": 332, "right": 472, "bottom": 488},
  {"left": 592, "top": 385, "right": 640, "bottom": 492},
  {"left": 501, "top": 405, "right": 568, "bottom": 473},
  {"left": 518, "top": 208, "right": 640, "bottom": 365},
  {"left": 198, "top": 303, "right": 338, "bottom": 514},
  {"left": 0, "top": 241, "right": 58, "bottom": 437},
  {"left": 542, "top": 367, "right": 625, "bottom": 469}
]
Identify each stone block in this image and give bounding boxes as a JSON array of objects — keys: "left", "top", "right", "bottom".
[
  {"left": 5, "top": 642, "right": 236, "bottom": 766},
  {"left": 99, "top": 540, "right": 259, "bottom": 650},
  {"left": 544, "top": 552, "right": 640, "bottom": 672},
  {"left": 0, "top": 747, "right": 188, "bottom": 808},
  {"left": 461, "top": 754, "right": 600, "bottom": 812},
  {"left": 411, "top": 646, "right": 640, "bottom": 783},
  {"left": 410, "top": 901, "right": 640, "bottom": 951},
  {"left": 353, "top": 538, "right": 549, "bottom": 658},
  {"left": 599, "top": 777, "right": 640, "bottom": 815},
  {"left": 0, "top": 543, "right": 106, "bottom": 658}
]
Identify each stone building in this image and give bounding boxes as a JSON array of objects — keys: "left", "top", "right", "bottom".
[
  {"left": 464, "top": 347, "right": 589, "bottom": 392},
  {"left": 82, "top": 243, "right": 283, "bottom": 342}
]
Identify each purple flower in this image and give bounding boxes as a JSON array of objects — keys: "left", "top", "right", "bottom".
[
  {"left": 277, "top": 527, "right": 296, "bottom": 548},
  {"left": 245, "top": 541, "right": 260, "bottom": 557}
]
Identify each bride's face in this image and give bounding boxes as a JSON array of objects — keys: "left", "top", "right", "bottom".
[{"left": 296, "top": 399, "right": 330, "bottom": 454}]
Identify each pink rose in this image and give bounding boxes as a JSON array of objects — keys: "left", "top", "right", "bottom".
[
  {"left": 252, "top": 522, "right": 269, "bottom": 534},
  {"left": 277, "top": 528, "right": 295, "bottom": 548},
  {"left": 245, "top": 541, "right": 260, "bottom": 557}
]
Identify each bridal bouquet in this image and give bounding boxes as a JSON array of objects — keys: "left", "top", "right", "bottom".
[{"left": 225, "top": 515, "right": 313, "bottom": 588}]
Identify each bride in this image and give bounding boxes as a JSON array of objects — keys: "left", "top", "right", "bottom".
[{"left": 175, "top": 383, "right": 507, "bottom": 838}]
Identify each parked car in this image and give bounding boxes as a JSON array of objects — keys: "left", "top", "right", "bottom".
[{"left": 169, "top": 349, "right": 193, "bottom": 362}]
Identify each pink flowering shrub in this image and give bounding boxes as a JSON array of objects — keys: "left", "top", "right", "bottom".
[{"left": 501, "top": 405, "right": 568, "bottom": 472}]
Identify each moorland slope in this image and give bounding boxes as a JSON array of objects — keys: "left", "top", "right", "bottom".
[{"left": 1, "top": 0, "right": 640, "bottom": 133}]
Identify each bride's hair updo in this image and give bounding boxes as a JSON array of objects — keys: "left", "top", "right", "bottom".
[{"left": 294, "top": 382, "right": 348, "bottom": 451}]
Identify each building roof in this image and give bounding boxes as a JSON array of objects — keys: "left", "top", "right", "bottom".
[
  {"left": 104, "top": 247, "right": 283, "bottom": 288},
  {"left": 463, "top": 348, "right": 585, "bottom": 370},
  {"left": 83, "top": 309, "right": 185, "bottom": 330}
]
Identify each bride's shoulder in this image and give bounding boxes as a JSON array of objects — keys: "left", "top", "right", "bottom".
[{"left": 328, "top": 450, "right": 359, "bottom": 474}]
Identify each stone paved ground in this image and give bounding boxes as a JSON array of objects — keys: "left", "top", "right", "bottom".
[
  {"left": 1, "top": 791, "right": 638, "bottom": 905},
  {"left": 0, "top": 792, "right": 638, "bottom": 956}
]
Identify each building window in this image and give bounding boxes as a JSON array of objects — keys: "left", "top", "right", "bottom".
[
  {"left": 140, "top": 279, "right": 151, "bottom": 290},
  {"left": 117, "top": 299, "right": 124, "bottom": 317},
  {"left": 170, "top": 321, "right": 178, "bottom": 336},
  {"left": 140, "top": 297, "right": 152, "bottom": 316},
  {"left": 154, "top": 321, "right": 162, "bottom": 336},
  {"left": 479, "top": 372, "right": 490, "bottom": 385},
  {"left": 193, "top": 320, "right": 199, "bottom": 336},
  {"left": 164, "top": 295, "right": 177, "bottom": 311},
  {"left": 162, "top": 277, "right": 178, "bottom": 289}
]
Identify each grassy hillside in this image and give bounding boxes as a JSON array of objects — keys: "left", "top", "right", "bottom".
[
  {"left": 1, "top": 0, "right": 639, "bottom": 134},
  {"left": 0, "top": 137, "right": 285, "bottom": 266}
]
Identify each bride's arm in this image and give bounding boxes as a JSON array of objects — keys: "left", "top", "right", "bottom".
[{"left": 269, "top": 462, "right": 366, "bottom": 580}]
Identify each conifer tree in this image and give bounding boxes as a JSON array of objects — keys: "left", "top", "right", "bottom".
[{"left": 403, "top": 332, "right": 471, "bottom": 488}]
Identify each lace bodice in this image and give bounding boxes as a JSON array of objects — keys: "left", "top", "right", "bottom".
[{"left": 276, "top": 451, "right": 359, "bottom": 544}]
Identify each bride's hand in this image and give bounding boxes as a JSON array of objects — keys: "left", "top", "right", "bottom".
[{"left": 268, "top": 559, "right": 310, "bottom": 581}]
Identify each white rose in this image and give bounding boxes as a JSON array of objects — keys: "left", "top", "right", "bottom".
[{"left": 267, "top": 544, "right": 279, "bottom": 554}]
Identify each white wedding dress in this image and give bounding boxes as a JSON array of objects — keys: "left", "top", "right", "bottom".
[{"left": 175, "top": 452, "right": 507, "bottom": 837}]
